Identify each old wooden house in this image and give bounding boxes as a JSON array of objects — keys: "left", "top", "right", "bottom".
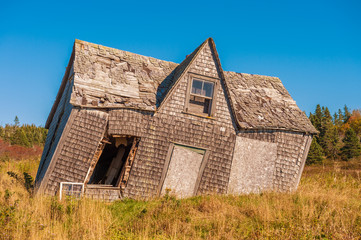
[{"left": 35, "top": 38, "right": 317, "bottom": 200}]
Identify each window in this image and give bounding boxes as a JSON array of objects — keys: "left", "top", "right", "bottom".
[
  {"left": 187, "top": 78, "right": 215, "bottom": 116},
  {"left": 88, "top": 136, "right": 139, "bottom": 188}
]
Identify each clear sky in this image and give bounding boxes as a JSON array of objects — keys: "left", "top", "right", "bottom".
[{"left": 0, "top": 0, "right": 360, "bottom": 126}]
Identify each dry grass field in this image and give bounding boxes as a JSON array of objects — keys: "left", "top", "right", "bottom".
[{"left": 0, "top": 152, "right": 360, "bottom": 239}]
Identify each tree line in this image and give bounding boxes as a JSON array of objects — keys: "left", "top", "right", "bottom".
[
  {"left": 0, "top": 116, "right": 48, "bottom": 148},
  {"left": 307, "top": 105, "right": 361, "bottom": 164}
]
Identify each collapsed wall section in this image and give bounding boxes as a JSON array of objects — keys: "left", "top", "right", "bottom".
[{"left": 39, "top": 109, "right": 108, "bottom": 195}]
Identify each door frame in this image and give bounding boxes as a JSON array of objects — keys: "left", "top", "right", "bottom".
[{"left": 157, "top": 142, "right": 210, "bottom": 197}]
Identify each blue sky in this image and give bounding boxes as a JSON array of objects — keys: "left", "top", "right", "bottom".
[{"left": 0, "top": 0, "right": 360, "bottom": 126}]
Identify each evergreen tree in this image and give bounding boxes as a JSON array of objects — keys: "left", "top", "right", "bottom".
[
  {"left": 328, "top": 126, "right": 341, "bottom": 160},
  {"left": 323, "top": 107, "right": 333, "bottom": 122},
  {"left": 307, "top": 138, "right": 324, "bottom": 164},
  {"left": 333, "top": 113, "right": 338, "bottom": 125},
  {"left": 19, "top": 129, "right": 31, "bottom": 148},
  {"left": 319, "top": 107, "right": 334, "bottom": 157},
  {"left": 10, "top": 128, "right": 32, "bottom": 147},
  {"left": 337, "top": 109, "right": 344, "bottom": 126},
  {"left": 340, "top": 128, "right": 361, "bottom": 161},
  {"left": 343, "top": 105, "right": 352, "bottom": 123},
  {"left": 309, "top": 112, "right": 315, "bottom": 126},
  {"left": 1, "top": 118, "right": 48, "bottom": 146},
  {"left": 10, "top": 128, "right": 20, "bottom": 146},
  {"left": 14, "top": 116, "right": 19, "bottom": 127},
  {"left": 313, "top": 104, "right": 323, "bottom": 132}
]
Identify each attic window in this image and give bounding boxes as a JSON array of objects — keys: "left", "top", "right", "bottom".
[{"left": 187, "top": 78, "right": 215, "bottom": 116}]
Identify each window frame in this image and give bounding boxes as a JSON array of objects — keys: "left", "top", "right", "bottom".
[{"left": 184, "top": 73, "right": 219, "bottom": 117}]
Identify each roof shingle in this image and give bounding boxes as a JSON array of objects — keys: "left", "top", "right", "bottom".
[{"left": 59, "top": 39, "right": 317, "bottom": 133}]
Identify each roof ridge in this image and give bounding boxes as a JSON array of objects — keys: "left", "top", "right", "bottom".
[
  {"left": 155, "top": 38, "right": 209, "bottom": 108},
  {"left": 75, "top": 39, "right": 178, "bottom": 65},
  {"left": 224, "top": 71, "right": 280, "bottom": 79}
]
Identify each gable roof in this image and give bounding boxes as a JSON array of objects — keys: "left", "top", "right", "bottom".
[
  {"left": 46, "top": 39, "right": 317, "bottom": 134},
  {"left": 157, "top": 38, "right": 209, "bottom": 109}
]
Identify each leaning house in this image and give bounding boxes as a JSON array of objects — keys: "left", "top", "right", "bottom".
[{"left": 35, "top": 38, "right": 317, "bottom": 201}]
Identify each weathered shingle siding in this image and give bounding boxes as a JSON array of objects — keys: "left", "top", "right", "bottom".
[
  {"left": 236, "top": 130, "right": 312, "bottom": 191},
  {"left": 44, "top": 109, "right": 108, "bottom": 195},
  {"left": 188, "top": 41, "right": 221, "bottom": 79},
  {"left": 273, "top": 131, "right": 311, "bottom": 191},
  {"left": 123, "top": 42, "right": 237, "bottom": 198},
  {"left": 108, "top": 109, "right": 152, "bottom": 137},
  {"left": 36, "top": 77, "right": 74, "bottom": 184},
  {"left": 84, "top": 187, "right": 121, "bottom": 202}
]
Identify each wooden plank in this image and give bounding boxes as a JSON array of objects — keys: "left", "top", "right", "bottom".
[
  {"left": 105, "top": 147, "right": 125, "bottom": 185},
  {"left": 83, "top": 139, "right": 107, "bottom": 184},
  {"left": 117, "top": 138, "right": 140, "bottom": 191},
  {"left": 188, "top": 71, "right": 220, "bottom": 81},
  {"left": 74, "top": 76, "right": 140, "bottom": 98},
  {"left": 157, "top": 143, "right": 174, "bottom": 196},
  {"left": 294, "top": 134, "right": 312, "bottom": 190},
  {"left": 193, "top": 150, "right": 210, "bottom": 195}
]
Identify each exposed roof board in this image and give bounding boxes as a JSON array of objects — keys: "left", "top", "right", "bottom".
[{"left": 224, "top": 72, "right": 317, "bottom": 133}]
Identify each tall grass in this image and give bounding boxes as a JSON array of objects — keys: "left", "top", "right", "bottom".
[{"left": 1, "top": 157, "right": 360, "bottom": 239}]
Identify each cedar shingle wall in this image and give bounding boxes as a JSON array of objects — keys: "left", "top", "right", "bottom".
[
  {"left": 108, "top": 109, "right": 152, "bottom": 137},
  {"left": 44, "top": 109, "right": 108, "bottom": 195},
  {"left": 273, "top": 131, "right": 309, "bottom": 190},
  {"left": 188, "top": 41, "right": 221, "bottom": 79},
  {"left": 122, "top": 42, "right": 237, "bottom": 198},
  {"left": 36, "top": 77, "right": 74, "bottom": 183},
  {"left": 236, "top": 130, "right": 311, "bottom": 191}
]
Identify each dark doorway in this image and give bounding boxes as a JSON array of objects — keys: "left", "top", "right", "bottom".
[{"left": 88, "top": 136, "right": 135, "bottom": 187}]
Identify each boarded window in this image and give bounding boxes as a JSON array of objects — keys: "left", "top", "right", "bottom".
[
  {"left": 228, "top": 137, "right": 277, "bottom": 194},
  {"left": 161, "top": 144, "right": 206, "bottom": 198}
]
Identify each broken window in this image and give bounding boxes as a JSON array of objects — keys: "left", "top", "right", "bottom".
[{"left": 87, "top": 136, "right": 139, "bottom": 188}]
